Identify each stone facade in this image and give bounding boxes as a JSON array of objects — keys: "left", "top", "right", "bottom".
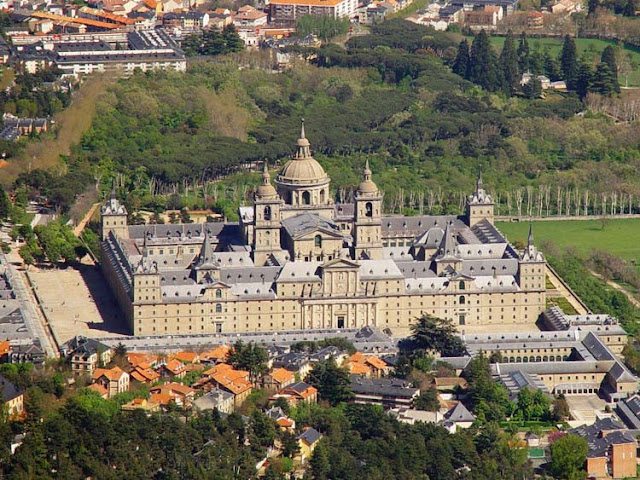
[{"left": 101, "top": 121, "right": 546, "bottom": 337}]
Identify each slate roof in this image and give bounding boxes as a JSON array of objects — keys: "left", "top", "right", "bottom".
[
  {"left": 0, "top": 374, "right": 22, "bottom": 403},
  {"left": 444, "top": 402, "right": 475, "bottom": 423},
  {"left": 297, "top": 427, "right": 321, "bottom": 445},
  {"left": 350, "top": 376, "right": 419, "bottom": 398},
  {"left": 616, "top": 394, "right": 640, "bottom": 429},
  {"left": 281, "top": 213, "right": 342, "bottom": 238}
]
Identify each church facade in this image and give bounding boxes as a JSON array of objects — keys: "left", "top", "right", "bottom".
[{"left": 101, "top": 122, "right": 546, "bottom": 337}]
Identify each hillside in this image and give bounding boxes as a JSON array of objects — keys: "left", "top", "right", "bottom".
[{"left": 16, "top": 20, "right": 640, "bottom": 217}]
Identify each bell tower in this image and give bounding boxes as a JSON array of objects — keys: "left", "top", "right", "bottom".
[
  {"left": 354, "top": 160, "right": 383, "bottom": 260},
  {"left": 253, "top": 163, "right": 282, "bottom": 266}
]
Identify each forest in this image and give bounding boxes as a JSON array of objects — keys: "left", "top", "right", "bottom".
[{"left": 11, "top": 20, "right": 640, "bottom": 222}]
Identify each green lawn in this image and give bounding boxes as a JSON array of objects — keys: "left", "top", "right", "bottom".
[
  {"left": 496, "top": 219, "right": 640, "bottom": 262},
  {"left": 467, "top": 35, "right": 640, "bottom": 87}
]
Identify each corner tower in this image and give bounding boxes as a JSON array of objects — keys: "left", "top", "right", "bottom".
[
  {"left": 518, "top": 221, "right": 545, "bottom": 291},
  {"left": 466, "top": 171, "right": 494, "bottom": 227},
  {"left": 354, "top": 160, "right": 383, "bottom": 260},
  {"left": 101, "top": 185, "right": 128, "bottom": 240}
]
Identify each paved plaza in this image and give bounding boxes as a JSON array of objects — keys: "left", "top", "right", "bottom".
[{"left": 24, "top": 256, "right": 128, "bottom": 345}]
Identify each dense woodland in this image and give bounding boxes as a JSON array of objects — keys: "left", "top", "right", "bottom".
[{"left": 10, "top": 20, "right": 640, "bottom": 221}]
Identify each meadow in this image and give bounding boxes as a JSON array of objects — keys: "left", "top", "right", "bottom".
[{"left": 496, "top": 218, "right": 640, "bottom": 262}]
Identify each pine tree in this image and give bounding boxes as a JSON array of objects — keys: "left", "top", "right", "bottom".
[
  {"left": 517, "top": 32, "right": 530, "bottom": 73},
  {"left": 0, "top": 184, "right": 10, "bottom": 220},
  {"left": 575, "top": 60, "right": 593, "bottom": 98},
  {"left": 593, "top": 62, "right": 619, "bottom": 95},
  {"left": 623, "top": 0, "right": 635, "bottom": 16},
  {"left": 543, "top": 49, "right": 562, "bottom": 81},
  {"left": 453, "top": 39, "right": 470, "bottom": 78},
  {"left": 523, "top": 76, "right": 543, "bottom": 99},
  {"left": 500, "top": 30, "right": 520, "bottom": 96},
  {"left": 469, "top": 30, "right": 499, "bottom": 91},
  {"left": 601, "top": 46, "right": 620, "bottom": 92},
  {"left": 560, "top": 35, "right": 578, "bottom": 89}
]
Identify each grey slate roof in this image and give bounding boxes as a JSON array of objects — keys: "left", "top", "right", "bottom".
[
  {"left": 0, "top": 374, "right": 22, "bottom": 403},
  {"left": 297, "top": 427, "right": 321, "bottom": 445},
  {"left": 350, "top": 376, "right": 419, "bottom": 398},
  {"left": 281, "top": 213, "right": 342, "bottom": 238},
  {"left": 444, "top": 402, "right": 475, "bottom": 423},
  {"left": 616, "top": 394, "right": 640, "bottom": 429}
]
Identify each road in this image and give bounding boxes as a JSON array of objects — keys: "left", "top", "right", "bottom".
[{"left": 2, "top": 253, "right": 58, "bottom": 358}]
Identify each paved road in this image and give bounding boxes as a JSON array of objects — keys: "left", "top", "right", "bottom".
[{"left": 2, "top": 253, "right": 58, "bottom": 358}]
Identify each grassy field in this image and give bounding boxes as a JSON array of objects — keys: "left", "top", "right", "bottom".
[
  {"left": 467, "top": 36, "right": 640, "bottom": 87},
  {"left": 496, "top": 218, "right": 640, "bottom": 262}
]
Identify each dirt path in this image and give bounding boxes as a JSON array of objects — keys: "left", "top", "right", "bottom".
[
  {"left": 588, "top": 268, "right": 640, "bottom": 308},
  {"left": 74, "top": 202, "right": 100, "bottom": 237}
]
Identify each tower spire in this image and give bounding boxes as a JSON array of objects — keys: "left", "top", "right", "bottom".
[
  {"left": 294, "top": 118, "right": 311, "bottom": 159},
  {"left": 262, "top": 161, "right": 270, "bottom": 185},
  {"left": 476, "top": 169, "right": 483, "bottom": 194},
  {"left": 527, "top": 219, "right": 534, "bottom": 248},
  {"left": 364, "top": 159, "right": 372, "bottom": 181}
]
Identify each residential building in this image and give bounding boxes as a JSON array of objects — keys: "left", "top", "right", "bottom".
[
  {"left": 1, "top": 375, "right": 23, "bottom": 418},
  {"left": 271, "top": 381, "right": 318, "bottom": 406},
  {"left": 350, "top": 376, "right": 419, "bottom": 409},
  {"left": 150, "top": 382, "right": 196, "bottom": 407},
  {"left": 100, "top": 121, "right": 547, "bottom": 339},
  {"left": 262, "top": 367, "right": 295, "bottom": 390},
  {"left": 121, "top": 397, "right": 160, "bottom": 412},
  {"left": 15, "top": 29, "right": 186, "bottom": 76},
  {"left": 193, "top": 388, "right": 235, "bottom": 414},
  {"left": 464, "top": 5, "right": 503, "bottom": 29},
  {"left": 130, "top": 362, "right": 160, "bottom": 384},
  {"left": 233, "top": 6, "right": 267, "bottom": 28},
  {"left": 441, "top": 402, "right": 476, "bottom": 433},
  {"left": 570, "top": 418, "right": 637, "bottom": 479},
  {"left": 162, "top": 11, "right": 209, "bottom": 30},
  {"left": 269, "top": 0, "right": 358, "bottom": 22},
  {"left": 92, "top": 366, "right": 130, "bottom": 398},
  {"left": 345, "top": 352, "right": 390, "bottom": 378},
  {"left": 159, "top": 359, "right": 187, "bottom": 379},
  {"left": 196, "top": 363, "right": 252, "bottom": 407},
  {"left": 62, "top": 336, "right": 112, "bottom": 374},
  {"left": 296, "top": 427, "right": 322, "bottom": 463}
]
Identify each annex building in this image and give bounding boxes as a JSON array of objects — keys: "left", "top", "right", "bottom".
[{"left": 101, "top": 121, "right": 546, "bottom": 337}]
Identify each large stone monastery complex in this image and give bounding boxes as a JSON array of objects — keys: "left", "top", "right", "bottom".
[{"left": 101, "top": 122, "right": 546, "bottom": 337}]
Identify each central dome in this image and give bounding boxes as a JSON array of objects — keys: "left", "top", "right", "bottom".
[
  {"left": 276, "top": 120, "right": 329, "bottom": 186},
  {"left": 278, "top": 157, "right": 329, "bottom": 185}
]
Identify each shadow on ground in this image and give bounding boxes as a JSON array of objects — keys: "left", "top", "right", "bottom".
[{"left": 76, "top": 262, "right": 130, "bottom": 336}]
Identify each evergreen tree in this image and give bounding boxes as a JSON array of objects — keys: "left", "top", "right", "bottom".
[
  {"left": 523, "top": 76, "right": 542, "bottom": 99},
  {"left": 623, "top": 0, "right": 635, "bottom": 15},
  {"left": 0, "top": 184, "right": 10, "bottom": 220},
  {"left": 575, "top": 60, "right": 593, "bottom": 98},
  {"left": 529, "top": 48, "right": 545, "bottom": 75},
  {"left": 543, "top": 49, "right": 562, "bottom": 81},
  {"left": 588, "top": 0, "right": 599, "bottom": 14},
  {"left": 601, "top": 45, "right": 620, "bottom": 92},
  {"left": 593, "top": 62, "right": 619, "bottom": 95},
  {"left": 517, "top": 32, "right": 530, "bottom": 72},
  {"left": 500, "top": 30, "right": 520, "bottom": 96},
  {"left": 453, "top": 39, "right": 470, "bottom": 78},
  {"left": 468, "top": 30, "right": 499, "bottom": 91},
  {"left": 306, "top": 359, "right": 353, "bottom": 406},
  {"left": 560, "top": 35, "right": 578, "bottom": 89}
]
